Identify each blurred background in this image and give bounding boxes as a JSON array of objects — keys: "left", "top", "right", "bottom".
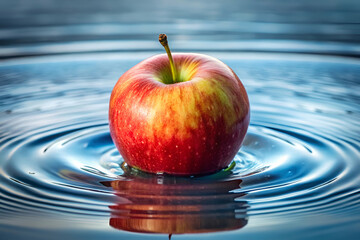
[{"left": 1, "top": 0, "right": 359, "bottom": 58}]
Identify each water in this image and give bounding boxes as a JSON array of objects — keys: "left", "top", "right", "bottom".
[{"left": 1, "top": 0, "right": 360, "bottom": 239}]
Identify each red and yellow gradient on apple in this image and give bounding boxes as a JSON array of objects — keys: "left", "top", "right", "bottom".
[{"left": 109, "top": 34, "right": 250, "bottom": 175}]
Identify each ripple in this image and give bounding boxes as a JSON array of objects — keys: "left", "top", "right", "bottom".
[{"left": 0, "top": 53, "right": 359, "bottom": 237}]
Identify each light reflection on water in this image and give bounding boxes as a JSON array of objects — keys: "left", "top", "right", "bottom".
[
  {"left": 0, "top": 53, "right": 359, "bottom": 240},
  {"left": 1, "top": 0, "right": 360, "bottom": 239}
]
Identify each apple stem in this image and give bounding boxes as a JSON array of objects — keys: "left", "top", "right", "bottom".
[{"left": 159, "top": 34, "right": 177, "bottom": 83}]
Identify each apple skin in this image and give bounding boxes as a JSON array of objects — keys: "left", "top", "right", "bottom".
[{"left": 109, "top": 53, "right": 250, "bottom": 175}]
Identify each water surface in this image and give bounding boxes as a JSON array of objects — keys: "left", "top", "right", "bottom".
[{"left": 1, "top": 0, "right": 360, "bottom": 239}]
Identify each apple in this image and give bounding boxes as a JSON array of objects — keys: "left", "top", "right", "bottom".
[{"left": 109, "top": 34, "right": 250, "bottom": 175}]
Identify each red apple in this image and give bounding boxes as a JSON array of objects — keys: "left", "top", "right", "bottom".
[{"left": 109, "top": 34, "right": 250, "bottom": 175}]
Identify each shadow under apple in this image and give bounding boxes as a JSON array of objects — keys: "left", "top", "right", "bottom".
[{"left": 101, "top": 172, "right": 248, "bottom": 235}]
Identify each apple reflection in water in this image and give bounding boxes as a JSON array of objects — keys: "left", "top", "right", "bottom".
[{"left": 101, "top": 172, "right": 248, "bottom": 235}]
